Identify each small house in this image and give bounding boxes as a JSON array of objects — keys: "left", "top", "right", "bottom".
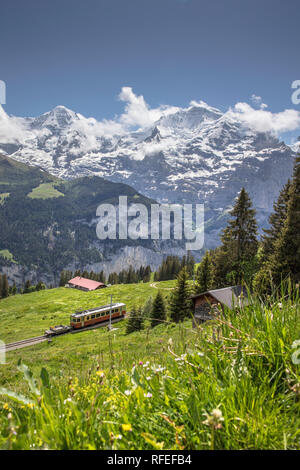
[
  {"left": 191, "top": 286, "right": 249, "bottom": 326},
  {"left": 67, "top": 276, "right": 107, "bottom": 292}
]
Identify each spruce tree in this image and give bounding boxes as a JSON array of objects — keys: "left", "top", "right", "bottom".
[
  {"left": 1, "top": 274, "right": 9, "bottom": 298},
  {"left": 195, "top": 251, "right": 214, "bottom": 293},
  {"left": 214, "top": 188, "right": 258, "bottom": 286},
  {"left": 126, "top": 306, "right": 144, "bottom": 334},
  {"left": 151, "top": 291, "right": 166, "bottom": 328},
  {"left": 254, "top": 180, "right": 291, "bottom": 293},
  {"left": 142, "top": 295, "right": 153, "bottom": 319},
  {"left": 23, "top": 279, "right": 31, "bottom": 294},
  {"left": 260, "top": 180, "right": 291, "bottom": 263},
  {"left": 270, "top": 154, "right": 300, "bottom": 283},
  {"left": 169, "top": 267, "right": 192, "bottom": 323},
  {"left": 59, "top": 271, "right": 66, "bottom": 287}
]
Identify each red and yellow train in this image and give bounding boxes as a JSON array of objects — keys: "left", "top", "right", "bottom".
[
  {"left": 45, "top": 303, "right": 126, "bottom": 336},
  {"left": 70, "top": 302, "right": 126, "bottom": 329}
]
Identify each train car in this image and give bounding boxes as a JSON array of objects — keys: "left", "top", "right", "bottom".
[
  {"left": 70, "top": 302, "right": 126, "bottom": 329},
  {"left": 45, "top": 325, "right": 72, "bottom": 337}
]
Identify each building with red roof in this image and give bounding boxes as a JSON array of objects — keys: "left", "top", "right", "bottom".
[{"left": 67, "top": 276, "right": 107, "bottom": 292}]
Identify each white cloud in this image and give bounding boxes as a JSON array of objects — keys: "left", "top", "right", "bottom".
[
  {"left": 1, "top": 89, "right": 299, "bottom": 147},
  {"left": 0, "top": 105, "right": 31, "bottom": 144},
  {"left": 250, "top": 94, "right": 268, "bottom": 109},
  {"left": 227, "top": 102, "right": 300, "bottom": 135},
  {"left": 118, "top": 87, "right": 179, "bottom": 129}
]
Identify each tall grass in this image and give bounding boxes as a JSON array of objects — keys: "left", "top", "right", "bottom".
[{"left": 0, "top": 286, "right": 299, "bottom": 450}]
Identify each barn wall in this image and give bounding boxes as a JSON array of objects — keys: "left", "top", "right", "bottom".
[{"left": 193, "top": 294, "right": 219, "bottom": 326}]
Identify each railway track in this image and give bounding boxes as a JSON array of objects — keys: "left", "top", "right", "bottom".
[
  {"left": 0, "top": 335, "right": 47, "bottom": 352},
  {"left": 0, "top": 315, "right": 126, "bottom": 352}
]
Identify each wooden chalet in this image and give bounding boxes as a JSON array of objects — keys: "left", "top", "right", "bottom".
[{"left": 191, "top": 285, "right": 249, "bottom": 326}]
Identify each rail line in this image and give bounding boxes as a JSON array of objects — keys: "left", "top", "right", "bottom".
[
  {"left": 0, "top": 335, "right": 47, "bottom": 352},
  {"left": 0, "top": 315, "right": 126, "bottom": 352}
]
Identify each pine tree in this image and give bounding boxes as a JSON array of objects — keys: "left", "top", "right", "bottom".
[
  {"left": 151, "top": 291, "right": 166, "bottom": 328},
  {"left": 142, "top": 295, "right": 153, "bottom": 319},
  {"left": 23, "top": 279, "right": 31, "bottom": 294},
  {"left": 185, "top": 251, "right": 195, "bottom": 278},
  {"left": 260, "top": 180, "right": 291, "bottom": 263},
  {"left": 254, "top": 181, "right": 291, "bottom": 293},
  {"left": 169, "top": 267, "right": 192, "bottom": 323},
  {"left": 270, "top": 154, "right": 300, "bottom": 283},
  {"left": 36, "top": 281, "right": 46, "bottom": 291},
  {"left": 195, "top": 251, "right": 214, "bottom": 293},
  {"left": 214, "top": 188, "right": 258, "bottom": 286},
  {"left": 59, "top": 271, "right": 66, "bottom": 287},
  {"left": 1, "top": 274, "right": 9, "bottom": 298},
  {"left": 11, "top": 281, "right": 17, "bottom": 295},
  {"left": 126, "top": 306, "right": 144, "bottom": 334}
]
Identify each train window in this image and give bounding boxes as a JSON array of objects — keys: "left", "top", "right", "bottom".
[
  {"left": 96, "top": 313, "right": 100, "bottom": 318},
  {"left": 91, "top": 314, "right": 95, "bottom": 319}
]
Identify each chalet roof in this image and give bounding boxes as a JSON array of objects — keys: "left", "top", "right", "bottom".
[
  {"left": 191, "top": 285, "right": 249, "bottom": 310},
  {"left": 68, "top": 276, "right": 106, "bottom": 290}
]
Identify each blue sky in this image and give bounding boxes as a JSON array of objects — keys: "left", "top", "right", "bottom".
[{"left": 1, "top": 0, "right": 300, "bottom": 141}]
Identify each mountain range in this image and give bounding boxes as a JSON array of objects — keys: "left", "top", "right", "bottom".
[{"left": 0, "top": 100, "right": 297, "bottom": 250}]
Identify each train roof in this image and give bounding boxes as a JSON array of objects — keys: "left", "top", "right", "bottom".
[{"left": 71, "top": 303, "right": 126, "bottom": 319}]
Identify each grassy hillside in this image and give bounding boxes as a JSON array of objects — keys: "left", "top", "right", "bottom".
[
  {"left": 0, "top": 282, "right": 299, "bottom": 450},
  {"left": 0, "top": 281, "right": 175, "bottom": 343},
  {"left": 0, "top": 280, "right": 176, "bottom": 393}
]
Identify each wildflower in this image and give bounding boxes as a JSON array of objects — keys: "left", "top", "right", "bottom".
[
  {"left": 203, "top": 408, "right": 224, "bottom": 430},
  {"left": 291, "top": 383, "right": 300, "bottom": 396},
  {"left": 27, "top": 403, "right": 35, "bottom": 409},
  {"left": 3, "top": 403, "right": 11, "bottom": 411},
  {"left": 124, "top": 390, "right": 132, "bottom": 396},
  {"left": 139, "top": 361, "right": 143, "bottom": 365},
  {"left": 63, "top": 398, "right": 72, "bottom": 404},
  {"left": 116, "top": 434, "right": 122, "bottom": 440},
  {"left": 144, "top": 392, "right": 152, "bottom": 398},
  {"left": 146, "top": 376, "right": 151, "bottom": 381},
  {"left": 154, "top": 366, "right": 165, "bottom": 373},
  {"left": 96, "top": 370, "right": 105, "bottom": 378},
  {"left": 122, "top": 423, "right": 132, "bottom": 432}
]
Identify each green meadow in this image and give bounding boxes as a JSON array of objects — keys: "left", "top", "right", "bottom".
[
  {"left": 27, "top": 182, "right": 64, "bottom": 199},
  {"left": 0, "top": 282, "right": 299, "bottom": 450}
]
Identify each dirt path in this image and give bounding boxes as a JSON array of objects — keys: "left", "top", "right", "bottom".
[{"left": 150, "top": 282, "right": 174, "bottom": 291}]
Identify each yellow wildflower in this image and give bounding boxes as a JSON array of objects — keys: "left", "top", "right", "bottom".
[{"left": 122, "top": 423, "right": 132, "bottom": 432}]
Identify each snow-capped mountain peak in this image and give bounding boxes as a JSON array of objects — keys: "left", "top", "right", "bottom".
[
  {"left": 0, "top": 99, "right": 296, "bottom": 247},
  {"left": 30, "top": 105, "right": 80, "bottom": 130},
  {"left": 157, "top": 101, "right": 222, "bottom": 132}
]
